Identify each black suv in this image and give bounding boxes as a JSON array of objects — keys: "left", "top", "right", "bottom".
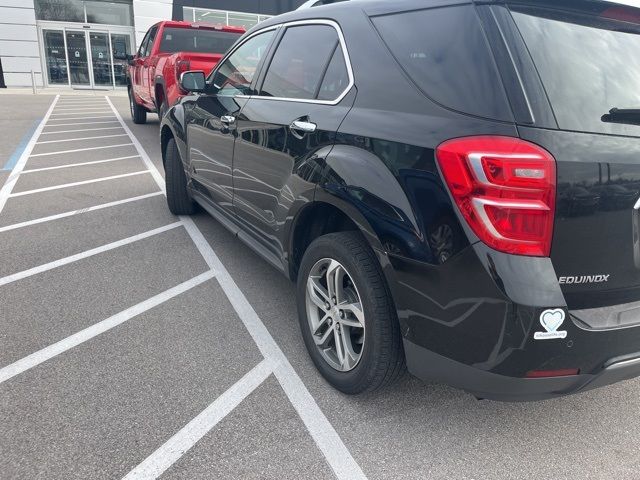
[{"left": 160, "top": 0, "right": 640, "bottom": 401}]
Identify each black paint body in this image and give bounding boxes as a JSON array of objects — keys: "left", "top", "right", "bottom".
[{"left": 161, "top": 0, "right": 640, "bottom": 400}]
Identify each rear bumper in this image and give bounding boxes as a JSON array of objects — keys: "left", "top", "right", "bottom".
[{"left": 404, "top": 340, "right": 640, "bottom": 401}]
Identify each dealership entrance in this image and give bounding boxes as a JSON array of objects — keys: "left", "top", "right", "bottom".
[{"left": 38, "top": 23, "right": 134, "bottom": 89}]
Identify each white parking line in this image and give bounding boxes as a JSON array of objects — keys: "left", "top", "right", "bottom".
[
  {"left": 21, "top": 155, "right": 140, "bottom": 173},
  {"left": 42, "top": 120, "right": 121, "bottom": 128},
  {"left": 47, "top": 115, "right": 116, "bottom": 121},
  {"left": 50, "top": 111, "right": 114, "bottom": 116},
  {"left": 0, "top": 271, "right": 215, "bottom": 385},
  {"left": 40, "top": 126, "right": 124, "bottom": 135},
  {"left": 0, "top": 192, "right": 163, "bottom": 233},
  {"left": 106, "top": 96, "right": 368, "bottom": 480},
  {"left": 123, "top": 359, "right": 273, "bottom": 480},
  {"left": 0, "top": 221, "right": 181, "bottom": 287},
  {"left": 36, "top": 134, "right": 129, "bottom": 145},
  {"left": 53, "top": 107, "right": 110, "bottom": 111},
  {"left": 28, "top": 143, "right": 135, "bottom": 157},
  {"left": 0, "top": 95, "right": 59, "bottom": 215},
  {"left": 8, "top": 170, "right": 149, "bottom": 197}
]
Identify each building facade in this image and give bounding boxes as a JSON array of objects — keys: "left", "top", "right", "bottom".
[{"left": 0, "top": 0, "right": 307, "bottom": 89}]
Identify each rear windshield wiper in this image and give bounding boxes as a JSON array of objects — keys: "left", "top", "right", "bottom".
[{"left": 602, "top": 107, "right": 640, "bottom": 126}]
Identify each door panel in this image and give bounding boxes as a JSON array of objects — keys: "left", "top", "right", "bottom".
[
  {"left": 65, "top": 31, "right": 90, "bottom": 86},
  {"left": 233, "top": 93, "right": 355, "bottom": 257},
  {"left": 89, "top": 32, "right": 113, "bottom": 86}
]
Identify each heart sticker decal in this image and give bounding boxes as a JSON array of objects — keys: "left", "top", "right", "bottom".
[{"left": 540, "top": 309, "right": 565, "bottom": 332}]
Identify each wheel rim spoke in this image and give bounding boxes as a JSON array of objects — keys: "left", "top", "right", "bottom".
[
  {"left": 339, "top": 301, "right": 364, "bottom": 328},
  {"left": 307, "top": 275, "right": 329, "bottom": 310}
]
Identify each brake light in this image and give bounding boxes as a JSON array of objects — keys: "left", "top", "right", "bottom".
[
  {"left": 435, "top": 136, "right": 556, "bottom": 256},
  {"left": 176, "top": 59, "right": 191, "bottom": 84}
]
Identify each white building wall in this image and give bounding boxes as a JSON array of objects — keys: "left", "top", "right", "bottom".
[
  {"left": 132, "top": 0, "right": 173, "bottom": 48},
  {"left": 0, "top": 0, "right": 43, "bottom": 87}
]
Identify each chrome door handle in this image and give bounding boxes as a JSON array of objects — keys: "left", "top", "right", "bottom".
[
  {"left": 290, "top": 120, "right": 316, "bottom": 134},
  {"left": 220, "top": 115, "right": 235, "bottom": 125}
]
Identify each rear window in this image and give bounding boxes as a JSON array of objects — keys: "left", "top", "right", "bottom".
[
  {"left": 159, "top": 27, "right": 241, "bottom": 54},
  {"left": 511, "top": 5, "right": 640, "bottom": 135},
  {"left": 370, "top": 5, "right": 512, "bottom": 122}
]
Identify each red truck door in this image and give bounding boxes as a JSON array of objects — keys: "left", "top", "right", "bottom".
[{"left": 132, "top": 25, "right": 157, "bottom": 107}]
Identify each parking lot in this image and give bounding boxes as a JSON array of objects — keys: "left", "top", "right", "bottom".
[{"left": 1, "top": 93, "right": 640, "bottom": 480}]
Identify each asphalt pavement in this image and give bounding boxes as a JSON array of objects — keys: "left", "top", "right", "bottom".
[{"left": 1, "top": 93, "right": 639, "bottom": 480}]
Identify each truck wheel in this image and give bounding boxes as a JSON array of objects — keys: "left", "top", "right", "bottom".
[
  {"left": 128, "top": 87, "right": 147, "bottom": 124},
  {"left": 165, "top": 137, "right": 196, "bottom": 215},
  {"left": 296, "top": 231, "right": 406, "bottom": 394}
]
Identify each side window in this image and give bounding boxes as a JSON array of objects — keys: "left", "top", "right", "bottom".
[
  {"left": 137, "top": 31, "right": 150, "bottom": 57},
  {"left": 317, "top": 45, "right": 349, "bottom": 101},
  {"left": 143, "top": 26, "right": 158, "bottom": 57},
  {"left": 260, "top": 24, "right": 342, "bottom": 100},
  {"left": 211, "top": 30, "right": 276, "bottom": 96}
]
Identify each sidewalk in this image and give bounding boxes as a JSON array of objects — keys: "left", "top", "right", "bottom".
[{"left": 0, "top": 87, "right": 127, "bottom": 97}]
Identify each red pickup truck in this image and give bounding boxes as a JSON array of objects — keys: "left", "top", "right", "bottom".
[{"left": 121, "top": 21, "right": 244, "bottom": 124}]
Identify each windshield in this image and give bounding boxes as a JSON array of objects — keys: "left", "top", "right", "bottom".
[
  {"left": 159, "top": 27, "right": 241, "bottom": 54},
  {"left": 511, "top": 4, "right": 640, "bottom": 136}
]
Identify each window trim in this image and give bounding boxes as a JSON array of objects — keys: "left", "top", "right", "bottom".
[{"left": 209, "top": 19, "right": 354, "bottom": 106}]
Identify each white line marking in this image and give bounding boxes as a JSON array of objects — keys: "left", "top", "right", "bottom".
[
  {"left": 0, "top": 221, "right": 181, "bottom": 287},
  {"left": 0, "top": 95, "right": 59, "bottom": 215},
  {"left": 42, "top": 120, "right": 121, "bottom": 128},
  {"left": 21, "top": 155, "right": 140, "bottom": 173},
  {"left": 50, "top": 111, "right": 113, "bottom": 116},
  {"left": 53, "top": 106, "right": 110, "bottom": 111},
  {"left": 29, "top": 143, "right": 134, "bottom": 157},
  {"left": 8, "top": 170, "right": 150, "bottom": 197},
  {"left": 122, "top": 360, "right": 272, "bottom": 480},
  {"left": 0, "top": 271, "right": 215, "bottom": 385},
  {"left": 40, "top": 126, "right": 124, "bottom": 135},
  {"left": 106, "top": 96, "right": 368, "bottom": 480},
  {"left": 46, "top": 115, "right": 116, "bottom": 121},
  {"left": 0, "top": 192, "right": 163, "bottom": 233},
  {"left": 36, "top": 134, "right": 129, "bottom": 145}
]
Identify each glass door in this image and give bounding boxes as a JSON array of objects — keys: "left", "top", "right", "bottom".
[
  {"left": 110, "top": 33, "right": 132, "bottom": 87},
  {"left": 65, "top": 30, "right": 90, "bottom": 87},
  {"left": 89, "top": 31, "right": 112, "bottom": 86},
  {"left": 42, "top": 29, "right": 69, "bottom": 85}
]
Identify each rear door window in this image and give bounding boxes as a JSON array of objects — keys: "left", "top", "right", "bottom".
[
  {"left": 370, "top": 5, "right": 512, "bottom": 122},
  {"left": 260, "top": 24, "right": 344, "bottom": 100},
  {"left": 510, "top": 4, "right": 640, "bottom": 136}
]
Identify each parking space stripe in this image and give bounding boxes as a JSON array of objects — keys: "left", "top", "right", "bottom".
[
  {"left": 123, "top": 359, "right": 272, "bottom": 480},
  {"left": 40, "top": 126, "right": 124, "bottom": 135},
  {"left": 36, "top": 134, "right": 129, "bottom": 145},
  {"left": 0, "top": 95, "right": 59, "bottom": 215},
  {"left": 54, "top": 106, "right": 110, "bottom": 111},
  {"left": 0, "top": 271, "right": 216, "bottom": 385},
  {"left": 47, "top": 115, "right": 116, "bottom": 121},
  {"left": 21, "top": 155, "right": 141, "bottom": 173},
  {"left": 42, "top": 120, "right": 121, "bottom": 128},
  {"left": 106, "top": 96, "right": 369, "bottom": 480},
  {"left": 0, "top": 192, "right": 163, "bottom": 233},
  {"left": 0, "top": 221, "right": 182, "bottom": 287},
  {"left": 28, "top": 143, "right": 135, "bottom": 157},
  {"left": 50, "top": 111, "right": 114, "bottom": 117},
  {"left": 9, "top": 170, "right": 149, "bottom": 197}
]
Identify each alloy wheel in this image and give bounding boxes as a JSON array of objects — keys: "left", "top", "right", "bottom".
[{"left": 305, "top": 258, "right": 365, "bottom": 372}]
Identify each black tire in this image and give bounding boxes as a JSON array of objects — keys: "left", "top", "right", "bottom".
[
  {"left": 165, "top": 137, "right": 196, "bottom": 215},
  {"left": 296, "top": 231, "right": 406, "bottom": 394},
  {"left": 129, "top": 87, "right": 147, "bottom": 124}
]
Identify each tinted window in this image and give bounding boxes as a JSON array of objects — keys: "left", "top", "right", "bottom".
[
  {"left": 261, "top": 25, "right": 339, "bottom": 100},
  {"left": 371, "top": 6, "right": 512, "bottom": 121},
  {"left": 137, "top": 30, "right": 150, "bottom": 57},
  {"left": 211, "top": 30, "right": 275, "bottom": 96},
  {"left": 511, "top": 5, "right": 640, "bottom": 136},
  {"left": 317, "top": 46, "right": 349, "bottom": 101},
  {"left": 143, "top": 27, "right": 157, "bottom": 57},
  {"left": 159, "top": 27, "right": 241, "bottom": 54}
]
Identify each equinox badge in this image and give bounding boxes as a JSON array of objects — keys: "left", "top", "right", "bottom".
[{"left": 559, "top": 275, "right": 610, "bottom": 284}]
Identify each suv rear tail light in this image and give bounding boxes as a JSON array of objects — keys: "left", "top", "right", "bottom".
[
  {"left": 176, "top": 59, "right": 191, "bottom": 85},
  {"left": 435, "top": 136, "right": 556, "bottom": 256}
]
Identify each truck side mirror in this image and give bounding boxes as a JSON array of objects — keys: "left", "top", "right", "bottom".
[{"left": 180, "top": 71, "right": 206, "bottom": 93}]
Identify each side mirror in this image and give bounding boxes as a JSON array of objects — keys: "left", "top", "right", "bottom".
[
  {"left": 114, "top": 52, "right": 135, "bottom": 65},
  {"left": 180, "top": 70, "right": 206, "bottom": 93}
]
